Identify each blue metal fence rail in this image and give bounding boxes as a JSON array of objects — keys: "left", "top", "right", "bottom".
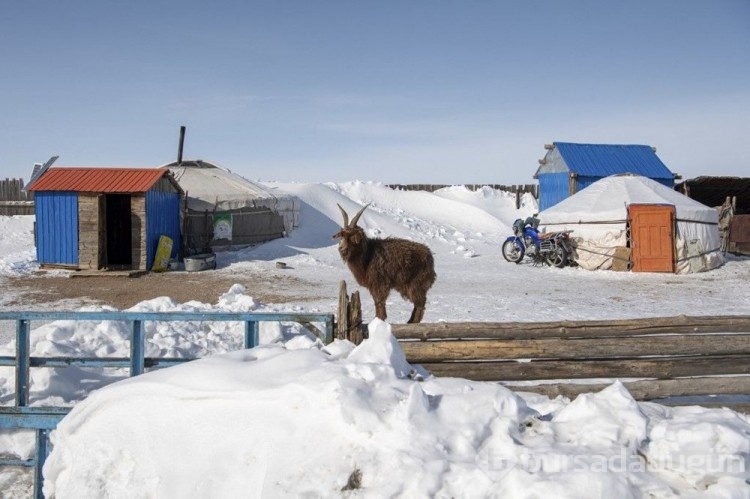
[{"left": 0, "top": 310, "right": 335, "bottom": 499}]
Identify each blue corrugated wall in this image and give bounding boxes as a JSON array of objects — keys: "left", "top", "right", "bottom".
[
  {"left": 538, "top": 172, "right": 570, "bottom": 211},
  {"left": 575, "top": 176, "right": 599, "bottom": 193},
  {"left": 35, "top": 192, "right": 79, "bottom": 265},
  {"left": 145, "top": 191, "right": 182, "bottom": 269}
]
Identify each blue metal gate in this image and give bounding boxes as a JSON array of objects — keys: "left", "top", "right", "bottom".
[{"left": 0, "top": 310, "right": 334, "bottom": 498}]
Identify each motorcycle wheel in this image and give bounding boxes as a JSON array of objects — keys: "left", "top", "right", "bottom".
[
  {"left": 502, "top": 240, "right": 525, "bottom": 263},
  {"left": 545, "top": 245, "right": 568, "bottom": 268}
]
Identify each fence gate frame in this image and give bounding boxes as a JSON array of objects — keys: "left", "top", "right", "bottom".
[{"left": 0, "top": 310, "right": 334, "bottom": 499}]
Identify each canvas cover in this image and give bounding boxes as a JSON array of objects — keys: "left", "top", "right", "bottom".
[
  {"left": 538, "top": 175, "right": 724, "bottom": 273},
  {"left": 167, "top": 161, "right": 299, "bottom": 233}
]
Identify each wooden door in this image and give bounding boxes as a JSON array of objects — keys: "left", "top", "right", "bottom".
[{"left": 629, "top": 204, "right": 675, "bottom": 273}]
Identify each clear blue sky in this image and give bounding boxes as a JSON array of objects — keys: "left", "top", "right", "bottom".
[{"left": 2, "top": 1, "right": 748, "bottom": 185}]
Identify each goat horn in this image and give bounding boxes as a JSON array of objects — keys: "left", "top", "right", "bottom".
[
  {"left": 336, "top": 203, "right": 349, "bottom": 227},
  {"left": 349, "top": 203, "right": 370, "bottom": 227}
]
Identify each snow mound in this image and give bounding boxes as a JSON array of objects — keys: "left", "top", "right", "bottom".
[
  {"left": 43, "top": 326, "right": 750, "bottom": 497},
  {"left": 43, "top": 325, "right": 535, "bottom": 497}
]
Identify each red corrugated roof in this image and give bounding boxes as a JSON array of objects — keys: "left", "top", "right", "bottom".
[{"left": 27, "top": 167, "right": 171, "bottom": 193}]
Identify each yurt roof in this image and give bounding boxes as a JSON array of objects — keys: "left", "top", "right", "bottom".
[
  {"left": 540, "top": 174, "right": 718, "bottom": 225},
  {"left": 164, "top": 160, "right": 287, "bottom": 212}
]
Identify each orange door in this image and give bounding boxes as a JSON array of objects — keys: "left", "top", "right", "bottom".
[{"left": 629, "top": 204, "right": 675, "bottom": 273}]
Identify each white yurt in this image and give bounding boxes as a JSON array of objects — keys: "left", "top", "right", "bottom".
[
  {"left": 165, "top": 160, "right": 299, "bottom": 253},
  {"left": 538, "top": 174, "right": 724, "bottom": 274}
]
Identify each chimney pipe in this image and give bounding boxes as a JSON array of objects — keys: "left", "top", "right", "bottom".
[{"left": 177, "top": 126, "right": 186, "bottom": 164}]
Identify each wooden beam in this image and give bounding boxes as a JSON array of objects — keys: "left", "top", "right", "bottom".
[
  {"left": 504, "top": 376, "right": 750, "bottom": 401},
  {"left": 400, "top": 334, "right": 750, "bottom": 362},
  {"left": 418, "top": 355, "right": 750, "bottom": 381},
  {"left": 391, "top": 315, "right": 750, "bottom": 340}
]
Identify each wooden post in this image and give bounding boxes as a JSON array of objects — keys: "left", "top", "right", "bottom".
[
  {"left": 337, "top": 280, "right": 349, "bottom": 341},
  {"left": 336, "top": 281, "right": 365, "bottom": 343},
  {"left": 348, "top": 291, "right": 363, "bottom": 344}
]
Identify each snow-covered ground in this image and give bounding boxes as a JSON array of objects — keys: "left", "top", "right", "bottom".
[{"left": 1, "top": 181, "right": 749, "bottom": 497}]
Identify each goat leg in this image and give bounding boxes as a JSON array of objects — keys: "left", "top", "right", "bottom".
[
  {"left": 374, "top": 300, "right": 388, "bottom": 321},
  {"left": 407, "top": 305, "right": 425, "bottom": 324}
]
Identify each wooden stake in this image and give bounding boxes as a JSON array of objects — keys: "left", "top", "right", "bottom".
[
  {"left": 349, "top": 291, "right": 363, "bottom": 344},
  {"left": 337, "top": 280, "right": 349, "bottom": 341}
]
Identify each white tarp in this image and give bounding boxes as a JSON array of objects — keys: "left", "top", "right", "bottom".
[
  {"left": 538, "top": 174, "right": 724, "bottom": 274},
  {"left": 167, "top": 162, "right": 299, "bottom": 232}
]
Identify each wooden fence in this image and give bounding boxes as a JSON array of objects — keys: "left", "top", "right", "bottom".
[
  {"left": 387, "top": 183, "right": 538, "bottom": 209},
  {"left": 0, "top": 179, "right": 540, "bottom": 216},
  {"left": 0, "top": 178, "right": 34, "bottom": 215},
  {"left": 729, "top": 214, "right": 750, "bottom": 256},
  {"left": 337, "top": 283, "right": 750, "bottom": 411}
]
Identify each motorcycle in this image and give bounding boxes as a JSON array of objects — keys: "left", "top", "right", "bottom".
[{"left": 502, "top": 215, "right": 573, "bottom": 268}]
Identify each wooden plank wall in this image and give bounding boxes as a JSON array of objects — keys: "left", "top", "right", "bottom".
[
  {"left": 390, "top": 317, "right": 750, "bottom": 409},
  {"left": 387, "top": 183, "right": 538, "bottom": 196},
  {"left": 132, "top": 196, "right": 147, "bottom": 270},
  {"left": 78, "top": 194, "right": 99, "bottom": 270},
  {"left": 0, "top": 178, "right": 34, "bottom": 216},
  {"left": 337, "top": 285, "right": 750, "bottom": 409},
  {"left": 387, "top": 183, "right": 539, "bottom": 210},
  {"left": 729, "top": 215, "right": 750, "bottom": 256}
]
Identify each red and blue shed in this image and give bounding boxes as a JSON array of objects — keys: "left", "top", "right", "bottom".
[{"left": 27, "top": 167, "right": 183, "bottom": 271}]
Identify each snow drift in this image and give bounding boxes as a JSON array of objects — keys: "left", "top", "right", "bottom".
[{"left": 43, "top": 321, "right": 750, "bottom": 497}]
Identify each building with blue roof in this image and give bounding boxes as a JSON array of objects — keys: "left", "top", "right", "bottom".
[{"left": 534, "top": 142, "right": 677, "bottom": 210}]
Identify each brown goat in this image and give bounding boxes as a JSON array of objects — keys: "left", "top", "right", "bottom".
[{"left": 333, "top": 203, "right": 436, "bottom": 323}]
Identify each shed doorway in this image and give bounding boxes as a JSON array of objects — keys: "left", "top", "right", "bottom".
[
  {"left": 628, "top": 204, "right": 675, "bottom": 273},
  {"left": 102, "top": 194, "right": 133, "bottom": 268}
]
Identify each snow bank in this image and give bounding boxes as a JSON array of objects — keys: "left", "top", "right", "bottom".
[
  {"left": 0, "top": 215, "right": 38, "bottom": 275},
  {"left": 43, "top": 321, "right": 750, "bottom": 497}
]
